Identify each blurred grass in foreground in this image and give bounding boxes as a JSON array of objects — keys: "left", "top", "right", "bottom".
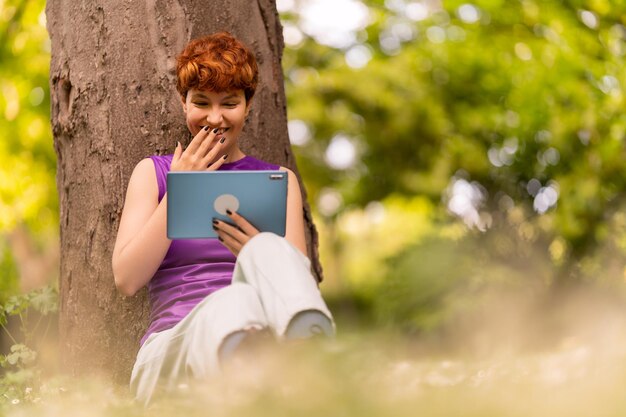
[{"left": 2, "top": 326, "right": 626, "bottom": 417}]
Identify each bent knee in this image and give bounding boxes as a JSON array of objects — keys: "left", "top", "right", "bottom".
[
  {"left": 239, "top": 233, "right": 311, "bottom": 272},
  {"left": 243, "top": 232, "right": 295, "bottom": 258},
  {"left": 248, "top": 232, "right": 282, "bottom": 247}
]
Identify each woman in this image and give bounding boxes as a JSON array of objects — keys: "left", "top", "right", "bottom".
[{"left": 112, "top": 32, "right": 334, "bottom": 404}]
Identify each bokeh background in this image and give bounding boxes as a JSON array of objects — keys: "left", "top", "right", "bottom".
[
  {"left": 283, "top": 0, "right": 626, "bottom": 347},
  {"left": 3, "top": 0, "right": 626, "bottom": 414}
]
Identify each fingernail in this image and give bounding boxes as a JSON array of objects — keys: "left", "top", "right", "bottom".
[
  {"left": 212, "top": 219, "right": 218, "bottom": 225},
  {"left": 212, "top": 225, "right": 218, "bottom": 231},
  {"left": 226, "top": 209, "right": 232, "bottom": 215},
  {"left": 213, "top": 128, "right": 219, "bottom": 134},
  {"left": 177, "top": 141, "right": 181, "bottom": 148},
  {"left": 204, "top": 126, "right": 209, "bottom": 131},
  {"left": 218, "top": 236, "right": 224, "bottom": 242},
  {"left": 219, "top": 137, "right": 226, "bottom": 144},
  {"left": 223, "top": 154, "right": 228, "bottom": 160}
]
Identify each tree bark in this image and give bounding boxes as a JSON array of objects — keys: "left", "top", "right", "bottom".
[{"left": 46, "top": 0, "right": 322, "bottom": 382}]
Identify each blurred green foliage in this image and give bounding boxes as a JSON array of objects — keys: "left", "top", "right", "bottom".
[
  {"left": 0, "top": 0, "right": 57, "bottom": 296},
  {"left": 281, "top": 0, "right": 626, "bottom": 333},
  {"left": 0, "top": 243, "right": 18, "bottom": 304},
  {"left": 284, "top": 0, "right": 626, "bottom": 261},
  {"left": 1, "top": 4, "right": 59, "bottom": 400},
  {"left": 288, "top": 8, "right": 620, "bottom": 216},
  {"left": 0, "top": 284, "right": 58, "bottom": 405},
  {"left": 0, "top": 0, "right": 56, "bottom": 230}
]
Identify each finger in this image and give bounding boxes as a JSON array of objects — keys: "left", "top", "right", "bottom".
[
  {"left": 173, "top": 141, "right": 182, "bottom": 163},
  {"left": 197, "top": 128, "right": 221, "bottom": 158},
  {"left": 206, "top": 154, "right": 228, "bottom": 171},
  {"left": 213, "top": 218, "right": 249, "bottom": 243},
  {"left": 201, "top": 135, "right": 228, "bottom": 167},
  {"left": 214, "top": 224, "right": 244, "bottom": 256},
  {"left": 185, "top": 125, "right": 212, "bottom": 154},
  {"left": 226, "top": 210, "right": 260, "bottom": 236},
  {"left": 216, "top": 230, "right": 242, "bottom": 256},
  {"left": 179, "top": 129, "right": 221, "bottom": 171}
]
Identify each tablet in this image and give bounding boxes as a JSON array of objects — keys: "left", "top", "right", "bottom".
[{"left": 167, "top": 170, "right": 288, "bottom": 239}]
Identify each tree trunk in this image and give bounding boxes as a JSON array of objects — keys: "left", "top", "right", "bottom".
[{"left": 46, "top": 0, "right": 322, "bottom": 382}]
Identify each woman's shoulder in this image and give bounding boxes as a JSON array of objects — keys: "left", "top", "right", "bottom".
[
  {"left": 132, "top": 157, "right": 156, "bottom": 176},
  {"left": 148, "top": 154, "right": 174, "bottom": 169},
  {"left": 125, "top": 158, "right": 158, "bottom": 198},
  {"left": 143, "top": 154, "right": 173, "bottom": 201},
  {"left": 140, "top": 154, "right": 173, "bottom": 179}
]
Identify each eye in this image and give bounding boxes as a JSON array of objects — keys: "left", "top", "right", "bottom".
[
  {"left": 193, "top": 101, "right": 208, "bottom": 106},
  {"left": 224, "top": 102, "right": 238, "bottom": 108}
]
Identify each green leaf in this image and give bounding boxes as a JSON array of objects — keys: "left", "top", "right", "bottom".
[{"left": 28, "top": 286, "right": 58, "bottom": 315}]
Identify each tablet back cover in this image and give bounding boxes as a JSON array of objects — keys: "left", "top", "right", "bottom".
[{"left": 167, "top": 170, "right": 287, "bottom": 239}]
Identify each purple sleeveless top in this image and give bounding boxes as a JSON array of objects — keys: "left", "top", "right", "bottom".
[{"left": 141, "top": 154, "right": 280, "bottom": 345}]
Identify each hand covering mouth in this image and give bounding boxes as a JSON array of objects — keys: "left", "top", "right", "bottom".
[{"left": 200, "top": 127, "right": 230, "bottom": 134}]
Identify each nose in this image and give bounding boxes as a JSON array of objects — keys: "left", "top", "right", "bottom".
[{"left": 205, "top": 106, "right": 223, "bottom": 127}]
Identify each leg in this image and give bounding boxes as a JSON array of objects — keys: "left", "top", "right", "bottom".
[
  {"left": 218, "top": 326, "right": 272, "bottom": 363},
  {"left": 130, "top": 282, "right": 267, "bottom": 405},
  {"left": 284, "top": 309, "right": 334, "bottom": 339},
  {"left": 130, "top": 329, "right": 174, "bottom": 406},
  {"left": 232, "top": 233, "right": 335, "bottom": 339}
]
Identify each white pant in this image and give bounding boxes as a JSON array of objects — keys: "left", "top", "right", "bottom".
[{"left": 130, "top": 233, "right": 334, "bottom": 405}]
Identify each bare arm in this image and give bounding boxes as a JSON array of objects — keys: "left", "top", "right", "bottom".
[
  {"left": 112, "top": 158, "right": 171, "bottom": 296},
  {"left": 112, "top": 127, "right": 229, "bottom": 296},
  {"left": 282, "top": 167, "right": 308, "bottom": 256}
]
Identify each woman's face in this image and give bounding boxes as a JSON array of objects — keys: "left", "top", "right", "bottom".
[{"left": 182, "top": 88, "right": 250, "bottom": 144}]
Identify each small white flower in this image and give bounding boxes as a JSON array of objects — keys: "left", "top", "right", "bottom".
[{"left": 11, "top": 398, "right": 20, "bottom": 405}]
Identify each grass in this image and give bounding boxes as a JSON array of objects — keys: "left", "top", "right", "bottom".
[{"left": 2, "top": 327, "right": 626, "bottom": 417}]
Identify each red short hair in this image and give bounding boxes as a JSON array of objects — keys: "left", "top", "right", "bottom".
[{"left": 176, "top": 32, "right": 258, "bottom": 102}]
